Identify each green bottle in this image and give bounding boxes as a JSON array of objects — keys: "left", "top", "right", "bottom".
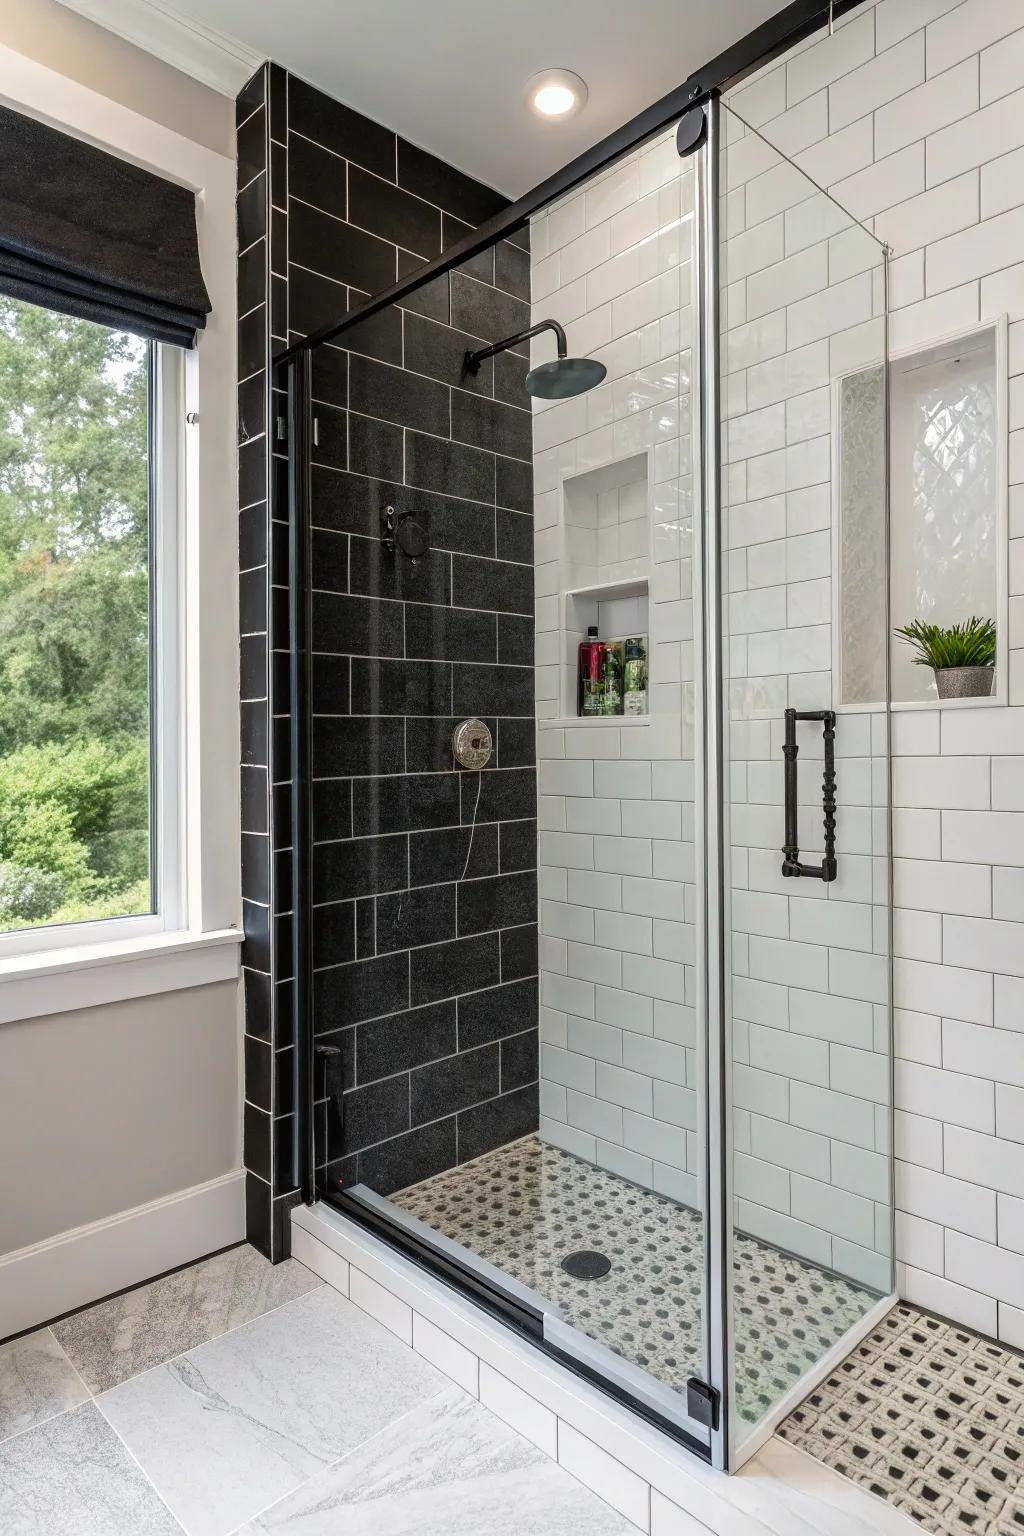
[
  {"left": 601, "top": 640, "right": 624, "bottom": 716},
  {"left": 623, "top": 636, "right": 648, "bottom": 716}
]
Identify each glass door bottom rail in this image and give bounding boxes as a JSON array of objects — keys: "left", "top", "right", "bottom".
[{"left": 387, "top": 1135, "right": 877, "bottom": 1424}]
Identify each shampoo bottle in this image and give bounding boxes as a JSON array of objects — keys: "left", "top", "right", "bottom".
[{"left": 578, "top": 626, "right": 605, "bottom": 717}]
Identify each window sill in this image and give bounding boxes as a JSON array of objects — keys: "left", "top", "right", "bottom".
[{"left": 0, "top": 928, "right": 242, "bottom": 1027}]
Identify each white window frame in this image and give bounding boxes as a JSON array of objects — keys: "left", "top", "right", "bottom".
[
  {"left": 0, "top": 44, "right": 241, "bottom": 1019},
  {"left": 0, "top": 344, "right": 184, "bottom": 960}
]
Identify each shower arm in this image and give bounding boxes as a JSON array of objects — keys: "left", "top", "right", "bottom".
[{"left": 464, "top": 319, "right": 567, "bottom": 373}]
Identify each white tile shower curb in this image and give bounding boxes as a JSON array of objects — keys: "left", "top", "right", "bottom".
[{"left": 291, "top": 1201, "right": 917, "bottom": 1536}]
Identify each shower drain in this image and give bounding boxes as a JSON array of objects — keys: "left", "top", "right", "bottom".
[{"left": 561, "top": 1250, "right": 612, "bottom": 1279}]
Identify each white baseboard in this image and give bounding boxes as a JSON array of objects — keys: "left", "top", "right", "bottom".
[{"left": 0, "top": 1169, "right": 245, "bottom": 1340}]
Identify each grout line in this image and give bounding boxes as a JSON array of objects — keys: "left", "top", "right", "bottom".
[
  {"left": 93, "top": 1408, "right": 191, "bottom": 1534},
  {"left": 0, "top": 1327, "right": 95, "bottom": 1448},
  {"left": 0, "top": 1396, "right": 97, "bottom": 1450},
  {"left": 88, "top": 1281, "right": 326, "bottom": 1407},
  {"left": 236, "top": 100, "right": 265, "bottom": 134},
  {"left": 236, "top": 165, "right": 267, "bottom": 199},
  {"left": 314, "top": 1080, "right": 538, "bottom": 1168},
  {"left": 52, "top": 1332, "right": 95, "bottom": 1406}
]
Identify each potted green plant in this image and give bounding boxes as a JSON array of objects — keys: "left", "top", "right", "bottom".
[{"left": 894, "top": 616, "right": 996, "bottom": 699}]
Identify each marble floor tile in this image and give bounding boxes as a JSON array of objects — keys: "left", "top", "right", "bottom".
[
  {"left": 53, "top": 1242, "right": 321, "bottom": 1393},
  {"left": 97, "top": 1284, "right": 445, "bottom": 1536},
  {"left": 0, "top": 1401, "right": 179, "bottom": 1536},
  {"left": 0, "top": 1330, "right": 89, "bottom": 1442},
  {"left": 237, "top": 1383, "right": 639, "bottom": 1535}
]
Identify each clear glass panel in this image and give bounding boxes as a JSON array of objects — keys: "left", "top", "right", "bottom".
[
  {"left": 529, "top": 128, "right": 708, "bottom": 1431},
  {"left": 716, "top": 102, "right": 892, "bottom": 1440}
]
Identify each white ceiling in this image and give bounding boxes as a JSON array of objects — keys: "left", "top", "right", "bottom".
[{"left": 156, "top": 0, "right": 783, "bottom": 196}]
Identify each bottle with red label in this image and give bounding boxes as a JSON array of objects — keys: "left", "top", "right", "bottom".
[{"left": 577, "top": 625, "right": 605, "bottom": 717}]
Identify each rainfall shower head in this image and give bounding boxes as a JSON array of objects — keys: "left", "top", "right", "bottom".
[
  {"left": 464, "top": 318, "right": 606, "bottom": 401},
  {"left": 526, "top": 353, "right": 607, "bottom": 400}
]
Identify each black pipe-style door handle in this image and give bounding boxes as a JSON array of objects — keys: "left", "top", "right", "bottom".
[{"left": 781, "top": 708, "right": 837, "bottom": 882}]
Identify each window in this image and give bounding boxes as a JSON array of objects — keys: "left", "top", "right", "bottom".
[{"left": 0, "top": 295, "right": 182, "bottom": 954}]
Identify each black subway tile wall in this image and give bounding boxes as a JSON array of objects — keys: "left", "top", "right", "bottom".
[
  {"left": 236, "top": 66, "right": 276, "bottom": 1258},
  {"left": 237, "top": 63, "right": 537, "bottom": 1256}
]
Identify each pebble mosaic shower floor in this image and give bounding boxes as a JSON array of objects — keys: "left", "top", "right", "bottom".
[
  {"left": 779, "top": 1303, "right": 1024, "bottom": 1536},
  {"left": 390, "top": 1134, "right": 878, "bottom": 1424}
]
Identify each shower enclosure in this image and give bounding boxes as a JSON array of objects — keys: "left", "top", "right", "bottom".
[{"left": 282, "top": 69, "right": 893, "bottom": 1473}]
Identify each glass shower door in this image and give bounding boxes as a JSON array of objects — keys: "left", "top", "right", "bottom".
[
  {"left": 297, "top": 119, "right": 721, "bottom": 1453},
  {"left": 527, "top": 122, "right": 714, "bottom": 1448},
  {"left": 293, "top": 85, "right": 893, "bottom": 1471},
  {"left": 714, "top": 100, "right": 893, "bottom": 1458}
]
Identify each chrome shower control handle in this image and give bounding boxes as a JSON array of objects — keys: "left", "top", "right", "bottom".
[{"left": 452, "top": 718, "right": 492, "bottom": 770}]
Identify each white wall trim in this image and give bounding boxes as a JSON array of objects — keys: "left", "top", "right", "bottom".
[
  {"left": 0, "top": 1170, "right": 245, "bottom": 1341},
  {"left": 55, "top": 0, "right": 262, "bottom": 97},
  {"left": 0, "top": 929, "right": 241, "bottom": 1027}
]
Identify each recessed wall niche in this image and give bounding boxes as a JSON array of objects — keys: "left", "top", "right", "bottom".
[
  {"left": 563, "top": 452, "right": 650, "bottom": 589},
  {"left": 559, "top": 453, "right": 651, "bottom": 723},
  {"left": 836, "top": 320, "right": 1007, "bottom": 708}
]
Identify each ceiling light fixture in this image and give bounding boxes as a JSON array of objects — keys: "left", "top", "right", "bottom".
[{"left": 526, "top": 68, "right": 588, "bottom": 121}]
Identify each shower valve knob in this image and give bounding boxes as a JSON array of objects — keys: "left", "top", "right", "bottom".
[
  {"left": 452, "top": 718, "right": 492, "bottom": 770},
  {"left": 381, "top": 504, "right": 429, "bottom": 562}
]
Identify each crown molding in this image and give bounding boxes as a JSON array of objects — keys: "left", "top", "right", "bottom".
[{"left": 56, "top": 0, "right": 263, "bottom": 97}]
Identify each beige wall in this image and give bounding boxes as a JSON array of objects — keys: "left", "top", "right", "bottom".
[
  {"left": 0, "top": 982, "right": 240, "bottom": 1255},
  {"left": 2, "top": 0, "right": 234, "bottom": 156}
]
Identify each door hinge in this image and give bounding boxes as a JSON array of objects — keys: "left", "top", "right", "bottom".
[
  {"left": 686, "top": 1377, "right": 720, "bottom": 1432},
  {"left": 676, "top": 105, "right": 708, "bottom": 158}
]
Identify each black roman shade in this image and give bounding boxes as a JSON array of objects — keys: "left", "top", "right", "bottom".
[{"left": 0, "top": 105, "right": 212, "bottom": 347}]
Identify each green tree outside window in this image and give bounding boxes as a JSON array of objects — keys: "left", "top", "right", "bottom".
[{"left": 0, "top": 296, "right": 151, "bottom": 930}]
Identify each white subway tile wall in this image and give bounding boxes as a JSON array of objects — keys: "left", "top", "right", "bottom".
[
  {"left": 530, "top": 0, "right": 1024, "bottom": 1347},
  {"left": 531, "top": 133, "right": 702, "bottom": 1213},
  {"left": 720, "top": 0, "right": 1024, "bottom": 1343}
]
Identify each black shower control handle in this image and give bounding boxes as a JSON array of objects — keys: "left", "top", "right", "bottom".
[
  {"left": 381, "top": 504, "right": 428, "bottom": 562},
  {"left": 781, "top": 708, "right": 837, "bottom": 883}
]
